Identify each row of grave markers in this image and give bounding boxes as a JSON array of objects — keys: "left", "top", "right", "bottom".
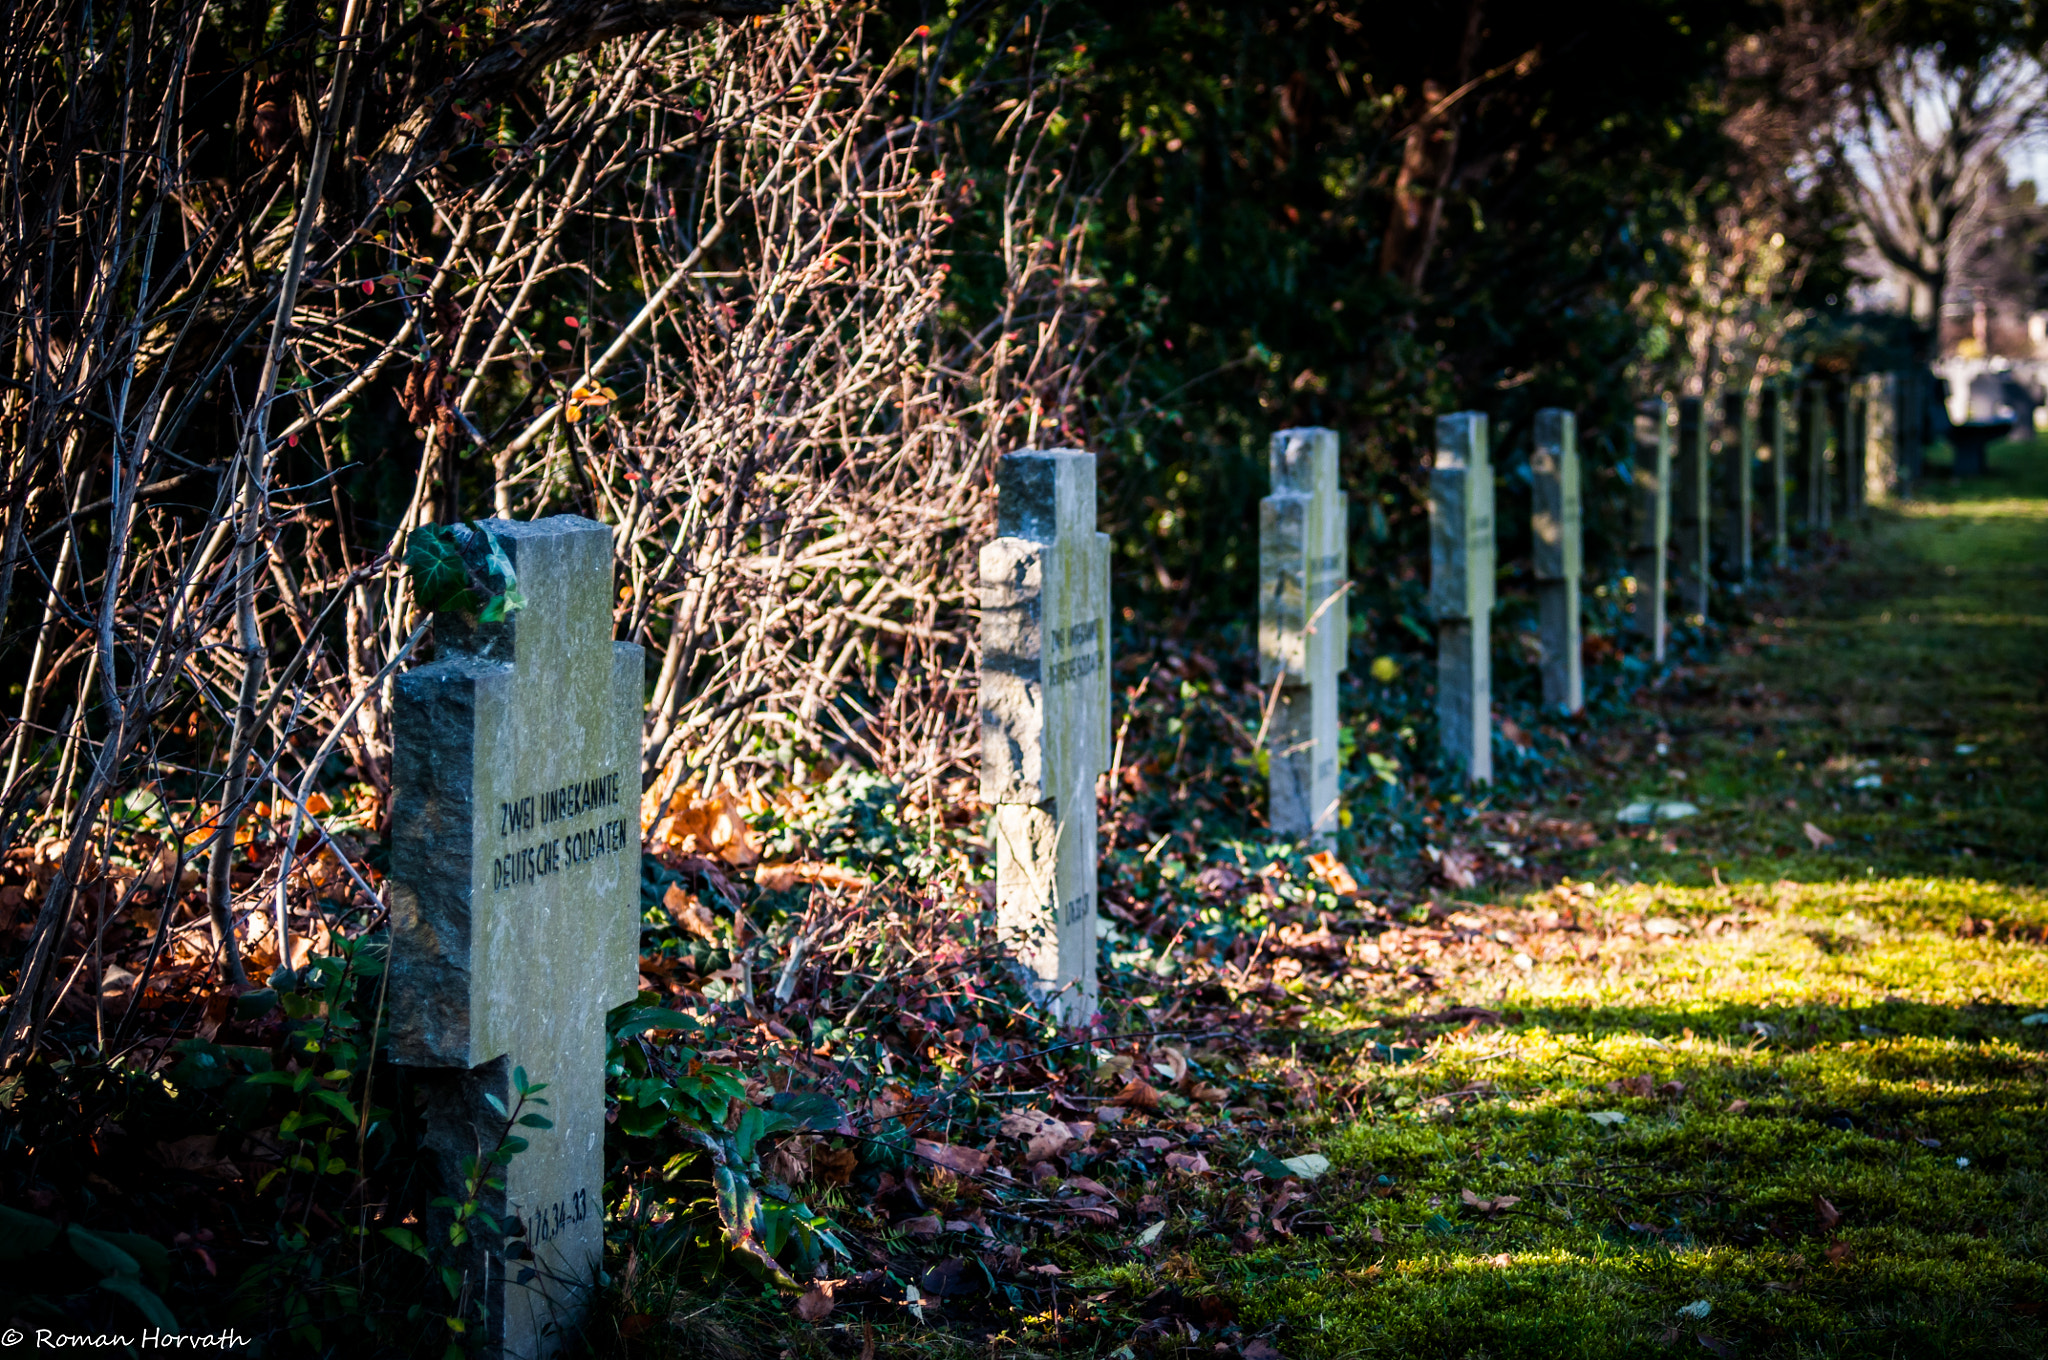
[{"left": 380, "top": 371, "right": 1891, "bottom": 1358}]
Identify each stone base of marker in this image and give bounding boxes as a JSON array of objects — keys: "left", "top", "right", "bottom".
[
  {"left": 390, "top": 517, "right": 642, "bottom": 1360},
  {"left": 1535, "top": 579, "right": 1580, "bottom": 713},
  {"left": 1430, "top": 412, "right": 1493, "bottom": 782},
  {"left": 1531, "top": 408, "right": 1582, "bottom": 715},
  {"left": 1436, "top": 619, "right": 1492, "bottom": 783},
  {"left": 1260, "top": 426, "right": 1346, "bottom": 842},
  {"left": 990, "top": 797, "right": 1098, "bottom": 1019},
  {"left": 981, "top": 450, "right": 1109, "bottom": 1027},
  {"left": 1630, "top": 400, "right": 1671, "bottom": 661},
  {"left": 1266, "top": 681, "right": 1339, "bottom": 837}
]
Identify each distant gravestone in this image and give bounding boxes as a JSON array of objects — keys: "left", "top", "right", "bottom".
[
  {"left": 1803, "top": 381, "right": 1830, "bottom": 531},
  {"left": 981, "top": 450, "right": 1110, "bottom": 1026},
  {"left": 1259, "top": 427, "right": 1347, "bottom": 841},
  {"left": 1719, "top": 389, "right": 1753, "bottom": 584},
  {"left": 389, "top": 517, "right": 643, "bottom": 1360},
  {"left": 1531, "top": 408, "right": 1582, "bottom": 714},
  {"left": 1763, "top": 381, "right": 1789, "bottom": 567},
  {"left": 1846, "top": 382, "right": 1869, "bottom": 523},
  {"left": 1673, "top": 396, "right": 1711, "bottom": 622},
  {"left": 1430, "top": 412, "right": 1493, "bottom": 783},
  {"left": 1630, "top": 399, "right": 1671, "bottom": 662}
]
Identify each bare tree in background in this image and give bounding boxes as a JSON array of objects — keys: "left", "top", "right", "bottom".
[
  {"left": 1838, "top": 45, "right": 2048, "bottom": 346},
  {"left": 0, "top": 0, "right": 1106, "bottom": 1068}
]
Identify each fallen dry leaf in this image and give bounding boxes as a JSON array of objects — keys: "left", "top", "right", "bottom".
[
  {"left": 1111, "top": 1076, "right": 1162, "bottom": 1110},
  {"left": 1726, "top": 1098, "right": 1750, "bottom": 1114},
  {"left": 913, "top": 1139, "right": 989, "bottom": 1176},
  {"left": 813, "top": 1146, "right": 859, "bottom": 1185},
  {"left": 1064, "top": 1174, "right": 1119, "bottom": 1200},
  {"left": 1824, "top": 1241, "right": 1855, "bottom": 1264},
  {"left": 795, "top": 1282, "right": 835, "bottom": 1322},
  {"left": 1437, "top": 846, "right": 1482, "bottom": 890},
  {"left": 1803, "top": 821, "right": 1836, "bottom": 849},
  {"left": 1816, "top": 1194, "right": 1842, "bottom": 1232},
  {"left": 649, "top": 784, "right": 760, "bottom": 865},
  {"left": 1164, "top": 1150, "right": 1211, "bottom": 1175},
  {"left": 662, "top": 882, "right": 720, "bottom": 943},
  {"left": 1151, "top": 1044, "right": 1190, "bottom": 1085},
  {"left": 1305, "top": 850, "right": 1361, "bottom": 896},
  {"left": 896, "top": 1214, "right": 943, "bottom": 1240},
  {"left": 755, "top": 861, "right": 872, "bottom": 893}
]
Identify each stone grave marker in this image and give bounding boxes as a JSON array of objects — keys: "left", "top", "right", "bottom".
[
  {"left": 1763, "top": 381, "right": 1789, "bottom": 567},
  {"left": 1630, "top": 398, "right": 1671, "bottom": 662},
  {"left": 1430, "top": 412, "right": 1493, "bottom": 783},
  {"left": 1718, "top": 389, "right": 1753, "bottom": 584},
  {"left": 1803, "top": 380, "right": 1830, "bottom": 531},
  {"left": 1829, "top": 382, "right": 1854, "bottom": 523},
  {"left": 1259, "top": 426, "right": 1348, "bottom": 841},
  {"left": 1673, "top": 396, "right": 1711, "bottom": 623},
  {"left": 389, "top": 516, "right": 643, "bottom": 1360},
  {"left": 980, "top": 449, "right": 1110, "bottom": 1025},
  {"left": 1846, "top": 381, "right": 1870, "bottom": 523},
  {"left": 1531, "top": 407, "right": 1582, "bottom": 714}
]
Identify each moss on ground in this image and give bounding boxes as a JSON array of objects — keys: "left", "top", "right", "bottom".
[{"left": 1062, "top": 445, "right": 2048, "bottom": 1358}]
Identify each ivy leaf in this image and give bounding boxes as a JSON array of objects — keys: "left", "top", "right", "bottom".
[{"left": 405, "top": 521, "right": 526, "bottom": 622}]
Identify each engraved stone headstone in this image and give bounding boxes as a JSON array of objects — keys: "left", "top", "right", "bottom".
[
  {"left": 1630, "top": 399, "right": 1671, "bottom": 662},
  {"left": 389, "top": 516, "right": 643, "bottom": 1360},
  {"left": 1829, "top": 382, "right": 1853, "bottom": 523},
  {"left": 1845, "top": 382, "right": 1869, "bottom": 523},
  {"left": 980, "top": 450, "right": 1110, "bottom": 1025},
  {"left": 1718, "top": 389, "right": 1753, "bottom": 584},
  {"left": 1762, "top": 381, "right": 1789, "bottom": 567},
  {"left": 1673, "top": 396, "right": 1711, "bottom": 623},
  {"left": 1430, "top": 413, "right": 1493, "bottom": 783},
  {"left": 1531, "top": 408, "right": 1582, "bottom": 715},
  {"left": 1803, "top": 380, "right": 1830, "bottom": 531},
  {"left": 1259, "top": 427, "right": 1348, "bottom": 841}
]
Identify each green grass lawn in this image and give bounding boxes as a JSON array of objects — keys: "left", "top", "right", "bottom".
[{"left": 1104, "top": 444, "right": 2048, "bottom": 1359}]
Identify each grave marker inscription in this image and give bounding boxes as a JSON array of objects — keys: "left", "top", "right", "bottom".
[
  {"left": 1430, "top": 412, "right": 1493, "bottom": 783},
  {"left": 1531, "top": 408, "right": 1582, "bottom": 714},
  {"left": 389, "top": 516, "right": 643, "bottom": 1360},
  {"left": 980, "top": 450, "right": 1110, "bottom": 1025},
  {"left": 1259, "top": 427, "right": 1347, "bottom": 841}
]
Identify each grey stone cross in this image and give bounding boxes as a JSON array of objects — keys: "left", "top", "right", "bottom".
[
  {"left": 1531, "top": 408, "right": 1582, "bottom": 714},
  {"left": 389, "top": 516, "right": 643, "bottom": 1360},
  {"left": 1763, "top": 380, "right": 1790, "bottom": 566},
  {"left": 1803, "top": 380, "right": 1831, "bottom": 531},
  {"left": 980, "top": 451, "right": 1110, "bottom": 1026},
  {"left": 1430, "top": 413, "right": 1493, "bottom": 783},
  {"left": 1674, "top": 396, "right": 1711, "bottom": 623},
  {"left": 1630, "top": 399, "right": 1671, "bottom": 663},
  {"left": 1259, "top": 427, "right": 1347, "bottom": 841},
  {"left": 1718, "top": 389, "right": 1753, "bottom": 585}
]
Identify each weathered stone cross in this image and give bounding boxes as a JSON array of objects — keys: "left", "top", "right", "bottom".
[
  {"left": 1674, "top": 395, "right": 1711, "bottom": 623},
  {"left": 1531, "top": 408, "right": 1582, "bottom": 715},
  {"left": 980, "top": 451, "right": 1110, "bottom": 1026},
  {"left": 1430, "top": 413, "right": 1493, "bottom": 783},
  {"left": 389, "top": 516, "right": 643, "bottom": 1360},
  {"left": 1259, "top": 426, "right": 1348, "bottom": 841},
  {"left": 1630, "top": 398, "right": 1671, "bottom": 663}
]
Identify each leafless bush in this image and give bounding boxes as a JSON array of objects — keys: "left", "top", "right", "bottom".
[{"left": 0, "top": 0, "right": 1107, "bottom": 1064}]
